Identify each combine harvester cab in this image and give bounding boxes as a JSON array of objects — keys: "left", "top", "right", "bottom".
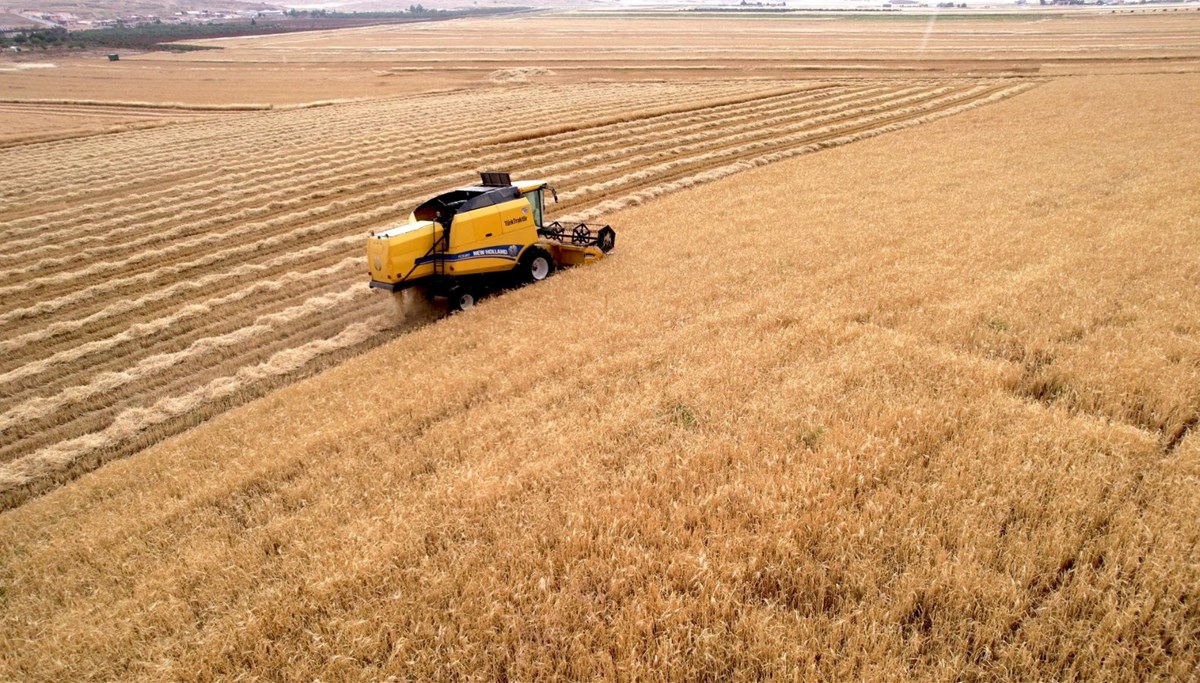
[{"left": 367, "top": 172, "right": 615, "bottom": 310}]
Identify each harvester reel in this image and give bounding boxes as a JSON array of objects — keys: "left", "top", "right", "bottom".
[{"left": 571, "top": 225, "right": 592, "bottom": 245}]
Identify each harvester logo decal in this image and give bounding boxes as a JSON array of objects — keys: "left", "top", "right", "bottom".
[
  {"left": 373, "top": 257, "right": 382, "bottom": 271},
  {"left": 456, "top": 246, "right": 521, "bottom": 261},
  {"left": 503, "top": 214, "right": 529, "bottom": 227},
  {"left": 416, "top": 245, "right": 522, "bottom": 265}
]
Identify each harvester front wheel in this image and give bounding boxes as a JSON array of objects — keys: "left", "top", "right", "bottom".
[
  {"left": 448, "top": 287, "right": 477, "bottom": 312},
  {"left": 519, "top": 247, "right": 555, "bottom": 284}
]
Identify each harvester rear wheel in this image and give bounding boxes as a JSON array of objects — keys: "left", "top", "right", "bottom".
[{"left": 519, "top": 247, "right": 555, "bottom": 283}]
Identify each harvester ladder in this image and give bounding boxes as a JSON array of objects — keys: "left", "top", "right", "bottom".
[{"left": 432, "top": 228, "right": 449, "bottom": 278}]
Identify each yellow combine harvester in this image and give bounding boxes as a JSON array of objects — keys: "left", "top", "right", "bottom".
[{"left": 367, "top": 172, "right": 616, "bottom": 310}]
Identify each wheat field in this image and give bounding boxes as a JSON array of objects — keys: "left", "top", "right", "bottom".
[
  {"left": 1, "top": 70, "right": 1195, "bottom": 681},
  {"left": 1, "top": 9, "right": 1198, "bottom": 681}
]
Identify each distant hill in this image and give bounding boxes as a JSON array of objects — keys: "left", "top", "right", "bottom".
[
  {"left": 2, "top": 0, "right": 279, "bottom": 21},
  {"left": 0, "top": 11, "right": 43, "bottom": 28}
]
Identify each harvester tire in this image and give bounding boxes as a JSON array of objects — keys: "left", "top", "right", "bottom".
[
  {"left": 448, "top": 287, "right": 476, "bottom": 312},
  {"left": 597, "top": 227, "right": 616, "bottom": 254},
  {"left": 519, "top": 247, "right": 555, "bottom": 283}
]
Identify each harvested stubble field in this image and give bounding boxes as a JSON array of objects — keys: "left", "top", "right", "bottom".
[
  {"left": 0, "top": 76, "right": 1036, "bottom": 509},
  {"left": 3, "top": 10, "right": 1199, "bottom": 127},
  {"left": 1, "top": 10, "right": 1197, "bottom": 145},
  {"left": 190, "top": 10, "right": 1200, "bottom": 76},
  {"left": 1, "top": 69, "right": 1197, "bottom": 681},
  {"left": 0, "top": 99, "right": 282, "bottom": 149}
]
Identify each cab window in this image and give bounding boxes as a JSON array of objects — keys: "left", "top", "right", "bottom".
[{"left": 526, "top": 189, "right": 544, "bottom": 228}]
